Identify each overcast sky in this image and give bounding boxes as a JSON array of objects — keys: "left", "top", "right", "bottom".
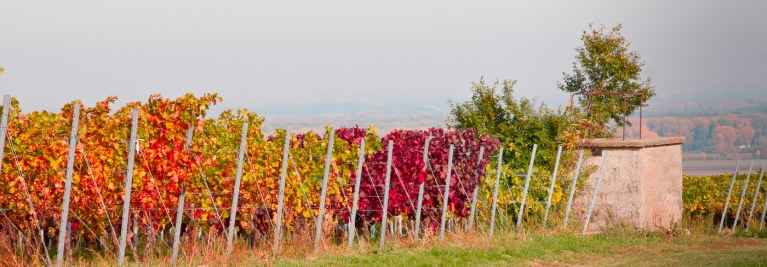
[{"left": 1, "top": 0, "right": 765, "bottom": 114}]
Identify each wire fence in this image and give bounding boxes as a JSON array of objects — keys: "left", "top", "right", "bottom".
[{"left": 0, "top": 94, "right": 766, "bottom": 266}]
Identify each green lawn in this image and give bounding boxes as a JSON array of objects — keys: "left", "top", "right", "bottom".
[{"left": 274, "top": 232, "right": 767, "bottom": 267}]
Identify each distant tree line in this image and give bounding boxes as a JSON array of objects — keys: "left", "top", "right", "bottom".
[{"left": 639, "top": 113, "right": 767, "bottom": 158}]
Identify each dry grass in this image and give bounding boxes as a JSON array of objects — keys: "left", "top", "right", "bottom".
[{"left": 3, "top": 216, "right": 767, "bottom": 266}]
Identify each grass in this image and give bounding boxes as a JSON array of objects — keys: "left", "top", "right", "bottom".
[
  {"left": 5, "top": 219, "right": 767, "bottom": 266},
  {"left": 273, "top": 231, "right": 767, "bottom": 267}
]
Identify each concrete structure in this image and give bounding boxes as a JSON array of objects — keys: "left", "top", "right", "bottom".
[{"left": 573, "top": 137, "right": 685, "bottom": 232}]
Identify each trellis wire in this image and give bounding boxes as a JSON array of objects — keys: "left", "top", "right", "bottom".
[
  {"left": 761, "top": 179, "right": 767, "bottom": 230},
  {"left": 5, "top": 99, "right": 52, "bottom": 266},
  {"left": 286, "top": 150, "right": 327, "bottom": 227},
  {"left": 450, "top": 161, "right": 474, "bottom": 230},
  {"left": 6, "top": 122, "right": 55, "bottom": 266},
  {"left": 70, "top": 211, "right": 116, "bottom": 258},
  {"left": 0, "top": 101, "right": 718, "bottom": 263},
  {"left": 243, "top": 152, "right": 276, "bottom": 231},
  {"left": 77, "top": 140, "right": 119, "bottom": 247},
  {"left": 0, "top": 208, "right": 51, "bottom": 264},
  {"left": 138, "top": 149, "right": 178, "bottom": 240},
  {"left": 0, "top": 96, "right": 50, "bottom": 264},
  {"left": 195, "top": 157, "right": 223, "bottom": 224},
  {"left": 497, "top": 177, "right": 515, "bottom": 231},
  {"left": 139, "top": 209, "right": 175, "bottom": 251},
  {"left": 392, "top": 166, "right": 417, "bottom": 214}
]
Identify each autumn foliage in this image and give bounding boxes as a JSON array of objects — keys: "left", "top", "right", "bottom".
[{"left": 0, "top": 94, "right": 498, "bottom": 249}]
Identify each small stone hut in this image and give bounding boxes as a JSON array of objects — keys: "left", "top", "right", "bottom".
[{"left": 573, "top": 137, "right": 685, "bottom": 231}]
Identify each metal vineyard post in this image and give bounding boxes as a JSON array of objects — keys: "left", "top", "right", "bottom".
[
  {"left": 118, "top": 109, "right": 139, "bottom": 265},
  {"left": 347, "top": 134, "right": 366, "bottom": 248},
  {"left": 732, "top": 161, "right": 754, "bottom": 229},
  {"left": 439, "top": 145, "right": 455, "bottom": 241},
  {"left": 719, "top": 160, "right": 741, "bottom": 233},
  {"left": 414, "top": 137, "right": 430, "bottom": 241},
  {"left": 273, "top": 130, "right": 291, "bottom": 253},
  {"left": 489, "top": 147, "right": 504, "bottom": 236},
  {"left": 516, "top": 144, "right": 538, "bottom": 232},
  {"left": 583, "top": 153, "right": 609, "bottom": 235},
  {"left": 226, "top": 121, "right": 248, "bottom": 256},
  {"left": 746, "top": 162, "right": 765, "bottom": 231},
  {"left": 543, "top": 146, "right": 563, "bottom": 228},
  {"left": 171, "top": 127, "right": 193, "bottom": 265},
  {"left": 563, "top": 150, "right": 585, "bottom": 228},
  {"left": 56, "top": 105, "right": 79, "bottom": 267},
  {"left": 467, "top": 146, "right": 485, "bottom": 232},
  {"left": 314, "top": 130, "right": 335, "bottom": 252},
  {"left": 379, "top": 140, "right": 394, "bottom": 248}
]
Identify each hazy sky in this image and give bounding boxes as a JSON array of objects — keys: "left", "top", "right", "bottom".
[{"left": 1, "top": 0, "right": 765, "bottom": 114}]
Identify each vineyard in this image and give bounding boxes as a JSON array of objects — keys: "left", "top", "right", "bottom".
[
  {"left": 683, "top": 161, "right": 767, "bottom": 230},
  {"left": 0, "top": 93, "right": 765, "bottom": 266}
]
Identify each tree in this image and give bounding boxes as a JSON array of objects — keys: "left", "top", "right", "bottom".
[
  {"left": 448, "top": 78, "right": 567, "bottom": 171},
  {"left": 712, "top": 126, "right": 737, "bottom": 157},
  {"left": 736, "top": 125, "right": 755, "bottom": 146},
  {"left": 558, "top": 24, "right": 655, "bottom": 128},
  {"left": 759, "top": 136, "right": 767, "bottom": 159}
]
